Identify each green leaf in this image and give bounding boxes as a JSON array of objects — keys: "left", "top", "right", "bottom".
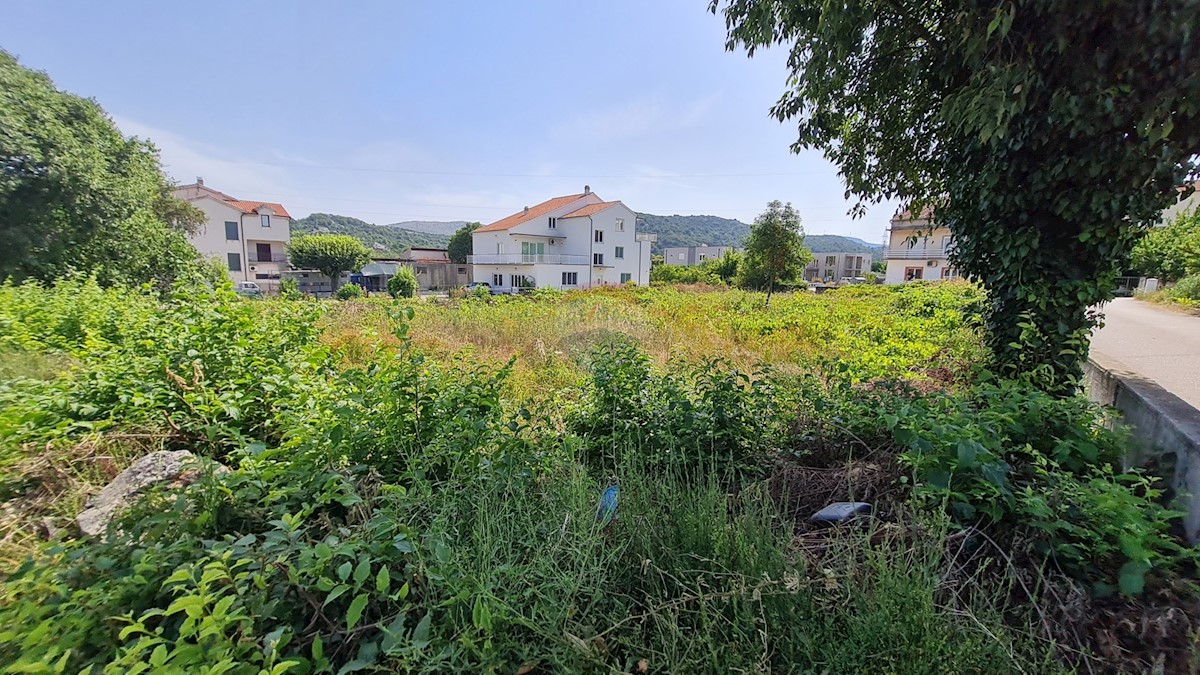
[
  {"left": 411, "top": 612, "right": 433, "bottom": 649},
  {"left": 353, "top": 558, "right": 371, "bottom": 586},
  {"left": 346, "top": 593, "right": 369, "bottom": 631},
  {"left": 956, "top": 440, "right": 979, "bottom": 467},
  {"left": 472, "top": 597, "right": 492, "bottom": 631},
  {"left": 323, "top": 584, "right": 350, "bottom": 608},
  {"left": 337, "top": 561, "right": 352, "bottom": 581},
  {"left": 1118, "top": 561, "right": 1150, "bottom": 596},
  {"left": 376, "top": 566, "right": 390, "bottom": 594},
  {"left": 380, "top": 613, "right": 408, "bottom": 654}
]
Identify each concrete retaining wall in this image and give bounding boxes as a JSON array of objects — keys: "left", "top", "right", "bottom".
[{"left": 1084, "top": 353, "right": 1200, "bottom": 541}]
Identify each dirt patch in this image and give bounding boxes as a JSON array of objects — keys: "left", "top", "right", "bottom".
[
  {"left": 764, "top": 454, "right": 905, "bottom": 536},
  {"left": 1039, "top": 574, "right": 1200, "bottom": 674}
]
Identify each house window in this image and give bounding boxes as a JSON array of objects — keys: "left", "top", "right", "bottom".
[
  {"left": 594, "top": 230, "right": 604, "bottom": 243},
  {"left": 224, "top": 221, "right": 239, "bottom": 240},
  {"left": 548, "top": 217, "right": 557, "bottom": 229},
  {"left": 825, "top": 255, "right": 837, "bottom": 268},
  {"left": 416, "top": 266, "right": 428, "bottom": 275},
  {"left": 593, "top": 253, "right": 604, "bottom": 265},
  {"left": 261, "top": 214, "right": 270, "bottom": 227},
  {"left": 620, "top": 273, "right": 632, "bottom": 284},
  {"left": 227, "top": 253, "right": 242, "bottom": 271},
  {"left": 904, "top": 267, "right": 924, "bottom": 281},
  {"left": 615, "top": 246, "right": 624, "bottom": 259},
  {"left": 496, "top": 243, "right": 503, "bottom": 254},
  {"left": 942, "top": 267, "right": 956, "bottom": 279},
  {"left": 562, "top": 272, "right": 578, "bottom": 286},
  {"left": 511, "top": 274, "right": 534, "bottom": 289},
  {"left": 457, "top": 267, "right": 467, "bottom": 274},
  {"left": 615, "top": 218, "right": 625, "bottom": 231},
  {"left": 521, "top": 241, "right": 545, "bottom": 260},
  {"left": 492, "top": 273, "right": 504, "bottom": 286}
]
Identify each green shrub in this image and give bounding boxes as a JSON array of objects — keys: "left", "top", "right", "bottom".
[
  {"left": 811, "top": 375, "right": 1194, "bottom": 594},
  {"left": 279, "top": 277, "right": 301, "bottom": 300},
  {"left": 387, "top": 267, "right": 418, "bottom": 299},
  {"left": 1131, "top": 209, "right": 1200, "bottom": 282},
  {"left": 650, "top": 263, "right": 721, "bottom": 285},
  {"left": 1168, "top": 273, "right": 1200, "bottom": 302},
  {"left": 335, "top": 283, "right": 366, "bottom": 301},
  {"left": 569, "top": 337, "right": 778, "bottom": 479}
]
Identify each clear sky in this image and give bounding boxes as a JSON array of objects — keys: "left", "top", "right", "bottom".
[{"left": 2, "top": 0, "right": 898, "bottom": 241}]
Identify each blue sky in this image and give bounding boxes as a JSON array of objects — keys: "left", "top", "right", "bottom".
[{"left": 2, "top": 0, "right": 898, "bottom": 240}]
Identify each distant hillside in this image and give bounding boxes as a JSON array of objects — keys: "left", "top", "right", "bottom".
[
  {"left": 804, "top": 235, "right": 882, "bottom": 256},
  {"left": 635, "top": 213, "right": 881, "bottom": 256},
  {"left": 293, "top": 213, "right": 450, "bottom": 256},
  {"left": 386, "top": 220, "right": 469, "bottom": 237},
  {"left": 635, "top": 213, "right": 750, "bottom": 254}
]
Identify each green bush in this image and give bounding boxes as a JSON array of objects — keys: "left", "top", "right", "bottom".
[
  {"left": 810, "top": 375, "right": 1194, "bottom": 594},
  {"left": 569, "top": 337, "right": 778, "bottom": 479},
  {"left": 1132, "top": 209, "right": 1200, "bottom": 282},
  {"left": 650, "top": 263, "right": 721, "bottom": 285},
  {"left": 279, "top": 277, "right": 301, "bottom": 300},
  {"left": 1168, "top": 273, "right": 1200, "bottom": 302},
  {"left": 335, "top": 283, "right": 365, "bottom": 301},
  {"left": 0, "top": 279, "right": 326, "bottom": 463},
  {"left": 387, "top": 267, "right": 418, "bottom": 299}
]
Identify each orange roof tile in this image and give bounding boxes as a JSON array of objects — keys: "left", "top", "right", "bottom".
[
  {"left": 225, "top": 200, "right": 292, "bottom": 219},
  {"left": 474, "top": 193, "right": 590, "bottom": 232},
  {"left": 560, "top": 201, "right": 621, "bottom": 218},
  {"left": 892, "top": 205, "right": 935, "bottom": 222}
]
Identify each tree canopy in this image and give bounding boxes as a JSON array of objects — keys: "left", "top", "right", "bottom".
[
  {"left": 736, "top": 201, "right": 812, "bottom": 303},
  {"left": 287, "top": 234, "right": 370, "bottom": 291},
  {"left": 446, "top": 222, "right": 481, "bottom": 264},
  {"left": 1132, "top": 209, "right": 1200, "bottom": 282},
  {"left": 0, "top": 49, "right": 203, "bottom": 288},
  {"left": 713, "top": 0, "right": 1200, "bottom": 392}
]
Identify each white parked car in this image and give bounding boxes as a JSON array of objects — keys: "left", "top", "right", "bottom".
[{"left": 234, "top": 281, "right": 263, "bottom": 298}]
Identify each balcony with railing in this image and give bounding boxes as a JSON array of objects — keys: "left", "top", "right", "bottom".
[
  {"left": 882, "top": 245, "right": 950, "bottom": 260},
  {"left": 468, "top": 253, "right": 588, "bottom": 265},
  {"left": 248, "top": 253, "right": 289, "bottom": 263}
]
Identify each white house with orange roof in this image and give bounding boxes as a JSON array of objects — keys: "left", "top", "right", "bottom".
[
  {"left": 469, "top": 186, "right": 651, "bottom": 292},
  {"left": 882, "top": 206, "right": 957, "bottom": 284},
  {"left": 173, "top": 178, "right": 292, "bottom": 283}
]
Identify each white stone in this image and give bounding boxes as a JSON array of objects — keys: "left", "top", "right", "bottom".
[{"left": 76, "top": 450, "right": 228, "bottom": 537}]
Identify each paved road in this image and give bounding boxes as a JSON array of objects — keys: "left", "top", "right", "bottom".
[{"left": 1091, "top": 298, "right": 1200, "bottom": 409}]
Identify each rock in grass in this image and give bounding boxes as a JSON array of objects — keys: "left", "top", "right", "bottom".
[
  {"left": 76, "top": 450, "right": 228, "bottom": 537},
  {"left": 810, "top": 501, "right": 872, "bottom": 524}
]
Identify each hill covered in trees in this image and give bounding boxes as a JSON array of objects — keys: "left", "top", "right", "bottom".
[
  {"left": 292, "top": 213, "right": 450, "bottom": 256},
  {"left": 635, "top": 213, "right": 749, "bottom": 254},
  {"left": 635, "top": 213, "right": 881, "bottom": 255},
  {"left": 386, "top": 220, "right": 469, "bottom": 237},
  {"left": 804, "top": 234, "right": 882, "bottom": 255},
  {"left": 296, "top": 211, "right": 880, "bottom": 259}
]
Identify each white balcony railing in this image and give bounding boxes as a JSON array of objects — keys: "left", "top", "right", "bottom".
[
  {"left": 468, "top": 254, "right": 589, "bottom": 265},
  {"left": 883, "top": 246, "right": 950, "bottom": 260},
  {"left": 248, "top": 253, "right": 289, "bottom": 263}
]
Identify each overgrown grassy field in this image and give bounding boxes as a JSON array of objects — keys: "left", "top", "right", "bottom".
[{"left": 0, "top": 278, "right": 1194, "bottom": 673}]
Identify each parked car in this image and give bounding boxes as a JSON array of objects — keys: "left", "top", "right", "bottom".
[
  {"left": 466, "top": 281, "right": 500, "bottom": 295},
  {"left": 234, "top": 281, "right": 263, "bottom": 299}
]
